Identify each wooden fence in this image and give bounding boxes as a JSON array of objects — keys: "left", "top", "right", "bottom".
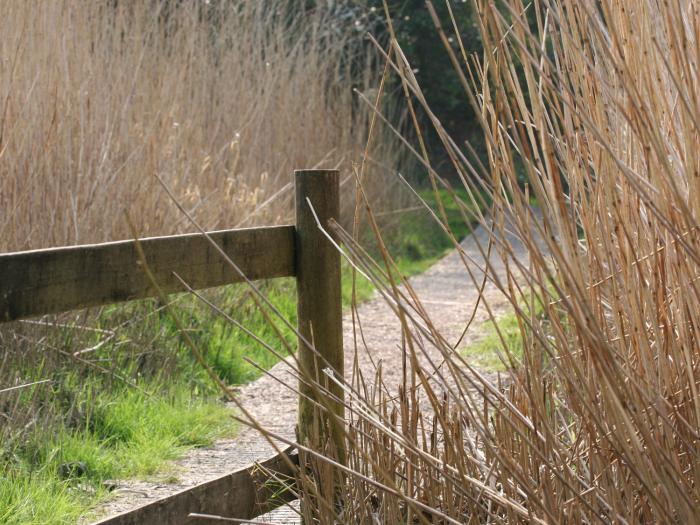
[{"left": 0, "top": 169, "right": 344, "bottom": 523}]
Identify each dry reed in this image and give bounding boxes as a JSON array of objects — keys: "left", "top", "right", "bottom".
[
  {"left": 242, "top": 0, "right": 700, "bottom": 523},
  {"left": 0, "top": 0, "right": 403, "bottom": 251}
]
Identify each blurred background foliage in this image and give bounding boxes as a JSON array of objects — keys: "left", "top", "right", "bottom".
[{"left": 362, "top": 0, "right": 486, "bottom": 177}]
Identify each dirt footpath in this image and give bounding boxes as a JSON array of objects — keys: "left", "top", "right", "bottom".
[{"left": 89, "top": 217, "right": 536, "bottom": 524}]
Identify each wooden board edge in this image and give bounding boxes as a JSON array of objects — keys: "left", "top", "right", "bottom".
[{"left": 91, "top": 447, "right": 299, "bottom": 525}]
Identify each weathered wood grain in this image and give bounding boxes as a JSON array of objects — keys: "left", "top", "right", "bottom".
[
  {"left": 0, "top": 225, "right": 295, "bottom": 323},
  {"left": 92, "top": 448, "right": 299, "bottom": 525},
  {"left": 295, "top": 169, "right": 345, "bottom": 465}
]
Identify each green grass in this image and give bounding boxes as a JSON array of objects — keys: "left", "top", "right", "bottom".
[
  {"left": 357, "top": 185, "right": 482, "bottom": 280},
  {"left": 1, "top": 384, "right": 233, "bottom": 524},
  {"left": 164, "top": 268, "right": 376, "bottom": 386},
  {"left": 0, "top": 473, "right": 89, "bottom": 525},
  {"left": 461, "top": 311, "right": 524, "bottom": 372},
  {"left": 461, "top": 289, "right": 549, "bottom": 372},
  {"left": 394, "top": 186, "right": 479, "bottom": 262}
]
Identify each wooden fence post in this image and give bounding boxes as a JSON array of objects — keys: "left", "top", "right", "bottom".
[{"left": 295, "top": 169, "right": 345, "bottom": 465}]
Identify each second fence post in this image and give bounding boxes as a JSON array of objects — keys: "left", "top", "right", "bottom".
[{"left": 294, "top": 169, "right": 345, "bottom": 466}]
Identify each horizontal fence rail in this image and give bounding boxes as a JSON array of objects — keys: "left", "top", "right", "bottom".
[{"left": 0, "top": 225, "right": 295, "bottom": 323}]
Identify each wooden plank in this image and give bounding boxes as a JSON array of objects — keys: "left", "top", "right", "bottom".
[
  {"left": 0, "top": 225, "right": 295, "bottom": 323},
  {"left": 295, "top": 170, "right": 345, "bottom": 464},
  {"left": 92, "top": 448, "right": 299, "bottom": 525}
]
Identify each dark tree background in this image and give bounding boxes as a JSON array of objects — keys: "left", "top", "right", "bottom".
[{"left": 363, "top": 1, "right": 486, "bottom": 180}]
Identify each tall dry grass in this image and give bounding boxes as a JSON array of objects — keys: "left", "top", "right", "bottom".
[
  {"left": 243, "top": 0, "right": 700, "bottom": 523},
  {"left": 0, "top": 0, "right": 403, "bottom": 251}
]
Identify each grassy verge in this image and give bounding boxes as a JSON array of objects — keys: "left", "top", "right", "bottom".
[
  {"left": 0, "top": 275, "right": 373, "bottom": 524},
  {"left": 376, "top": 186, "right": 480, "bottom": 274},
  {"left": 461, "top": 312, "right": 524, "bottom": 372},
  {"left": 1, "top": 385, "right": 233, "bottom": 525},
  {"left": 460, "top": 288, "right": 549, "bottom": 372}
]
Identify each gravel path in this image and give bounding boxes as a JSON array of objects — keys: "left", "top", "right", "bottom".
[{"left": 88, "top": 217, "right": 537, "bottom": 524}]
